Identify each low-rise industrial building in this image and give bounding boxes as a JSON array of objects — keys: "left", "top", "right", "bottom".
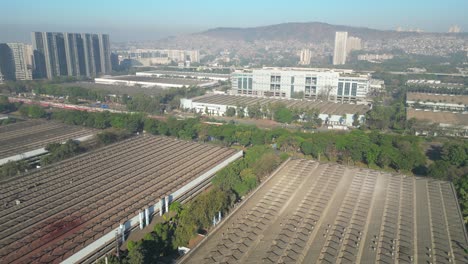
[
  {"left": 136, "top": 70, "right": 230, "bottom": 81},
  {"left": 406, "top": 93, "right": 468, "bottom": 137},
  {"left": 181, "top": 159, "right": 468, "bottom": 264},
  {"left": 407, "top": 93, "right": 468, "bottom": 112},
  {"left": 407, "top": 109, "right": 468, "bottom": 137},
  {"left": 0, "top": 119, "right": 95, "bottom": 166},
  {"left": 0, "top": 135, "right": 242, "bottom": 263},
  {"left": 95, "top": 75, "right": 218, "bottom": 88},
  {"left": 181, "top": 94, "right": 370, "bottom": 126}
]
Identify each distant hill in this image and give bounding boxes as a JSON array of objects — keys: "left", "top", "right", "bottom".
[{"left": 196, "top": 22, "right": 423, "bottom": 42}]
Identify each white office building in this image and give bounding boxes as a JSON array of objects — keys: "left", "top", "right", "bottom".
[{"left": 231, "top": 67, "right": 374, "bottom": 102}]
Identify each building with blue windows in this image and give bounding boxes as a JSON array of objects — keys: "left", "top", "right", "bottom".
[{"left": 231, "top": 67, "right": 379, "bottom": 102}]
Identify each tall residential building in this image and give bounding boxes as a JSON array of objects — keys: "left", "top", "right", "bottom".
[
  {"left": 346, "top": 37, "right": 362, "bottom": 55},
  {"left": 231, "top": 67, "right": 374, "bottom": 102},
  {"left": 0, "top": 43, "right": 33, "bottom": 81},
  {"left": 32, "top": 32, "right": 111, "bottom": 79},
  {"left": 333, "top": 32, "right": 348, "bottom": 65},
  {"left": 299, "top": 49, "right": 312, "bottom": 65}
]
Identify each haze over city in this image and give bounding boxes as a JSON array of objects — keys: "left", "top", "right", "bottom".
[
  {"left": 0, "top": 1, "right": 467, "bottom": 264},
  {"left": 1, "top": 0, "right": 467, "bottom": 42}
]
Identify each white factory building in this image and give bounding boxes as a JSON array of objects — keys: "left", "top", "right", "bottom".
[
  {"left": 136, "top": 70, "right": 230, "bottom": 81},
  {"left": 94, "top": 75, "right": 218, "bottom": 88},
  {"left": 181, "top": 94, "right": 370, "bottom": 127},
  {"left": 231, "top": 67, "right": 376, "bottom": 102}
]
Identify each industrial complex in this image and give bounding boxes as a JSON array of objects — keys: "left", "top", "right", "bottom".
[
  {"left": 0, "top": 120, "right": 95, "bottom": 166},
  {"left": 230, "top": 67, "right": 383, "bottom": 102},
  {"left": 181, "top": 94, "right": 370, "bottom": 126},
  {"left": 406, "top": 93, "right": 468, "bottom": 112},
  {"left": 61, "top": 82, "right": 167, "bottom": 96},
  {"left": 95, "top": 75, "right": 219, "bottom": 88},
  {"left": 181, "top": 159, "right": 468, "bottom": 264},
  {"left": 136, "top": 70, "right": 231, "bottom": 81},
  {"left": 406, "top": 93, "right": 468, "bottom": 137},
  {"left": 0, "top": 135, "right": 242, "bottom": 263}
]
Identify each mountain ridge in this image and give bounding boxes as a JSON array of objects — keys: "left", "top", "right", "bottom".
[{"left": 192, "top": 22, "right": 455, "bottom": 42}]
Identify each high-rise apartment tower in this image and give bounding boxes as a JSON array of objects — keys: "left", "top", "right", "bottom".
[
  {"left": 32, "top": 32, "right": 111, "bottom": 79},
  {"left": 333, "top": 32, "right": 348, "bottom": 65},
  {"left": 0, "top": 43, "right": 33, "bottom": 81}
]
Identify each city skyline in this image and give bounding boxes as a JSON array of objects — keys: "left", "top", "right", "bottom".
[{"left": 1, "top": 0, "right": 467, "bottom": 42}]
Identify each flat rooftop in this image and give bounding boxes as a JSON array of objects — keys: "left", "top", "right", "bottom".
[
  {"left": 62, "top": 82, "right": 166, "bottom": 96},
  {"left": 0, "top": 120, "right": 95, "bottom": 160},
  {"left": 407, "top": 109, "right": 468, "bottom": 126},
  {"left": 191, "top": 94, "right": 370, "bottom": 115},
  {"left": 139, "top": 70, "right": 230, "bottom": 78},
  {"left": 182, "top": 159, "right": 468, "bottom": 264},
  {"left": 407, "top": 93, "right": 468, "bottom": 105},
  {"left": 105, "top": 75, "right": 212, "bottom": 86},
  {"left": 0, "top": 135, "right": 239, "bottom": 263},
  {"left": 260, "top": 67, "right": 354, "bottom": 73}
]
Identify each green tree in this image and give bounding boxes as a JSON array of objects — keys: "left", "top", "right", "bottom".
[
  {"left": 0, "top": 160, "right": 29, "bottom": 178},
  {"left": 0, "top": 96, "right": 17, "bottom": 113},
  {"left": 128, "top": 243, "right": 148, "bottom": 264},
  {"left": 455, "top": 176, "right": 468, "bottom": 225},
  {"left": 352, "top": 113, "right": 360, "bottom": 127},
  {"left": 442, "top": 143, "right": 467, "bottom": 166},
  {"left": 19, "top": 105, "right": 46, "bottom": 118},
  {"left": 274, "top": 106, "right": 294, "bottom": 123},
  {"left": 427, "top": 160, "right": 451, "bottom": 179},
  {"left": 41, "top": 140, "right": 84, "bottom": 166},
  {"left": 247, "top": 103, "right": 262, "bottom": 119},
  {"left": 225, "top": 107, "right": 236, "bottom": 117}
]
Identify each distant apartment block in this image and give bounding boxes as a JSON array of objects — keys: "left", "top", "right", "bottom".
[
  {"left": 231, "top": 67, "right": 377, "bottom": 102},
  {"left": 117, "top": 49, "right": 200, "bottom": 66},
  {"left": 0, "top": 43, "right": 33, "bottom": 81},
  {"left": 32, "top": 32, "right": 111, "bottom": 79},
  {"left": 299, "top": 49, "right": 312, "bottom": 65},
  {"left": 346, "top": 36, "right": 362, "bottom": 54},
  {"left": 333, "top": 32, "right": 348, "bottom": 65}
]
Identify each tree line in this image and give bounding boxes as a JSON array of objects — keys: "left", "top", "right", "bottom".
[
  {"left": 219, "top": 102, "right": 324, "bottom": 126},
  {"left": 46, "top": 108, "right": 463, "bottom": 179}
]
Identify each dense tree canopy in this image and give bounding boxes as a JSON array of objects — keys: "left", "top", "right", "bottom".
[
  {"left": 0, "top": 96, "right": 18, "bottom": 113},
  {"left": 19, "top": 105, "right": 46, "bottom": 119}
]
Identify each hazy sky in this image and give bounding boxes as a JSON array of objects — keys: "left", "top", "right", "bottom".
[{"left": 1, "top": 0, "right": 467, "bottom": 42}]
